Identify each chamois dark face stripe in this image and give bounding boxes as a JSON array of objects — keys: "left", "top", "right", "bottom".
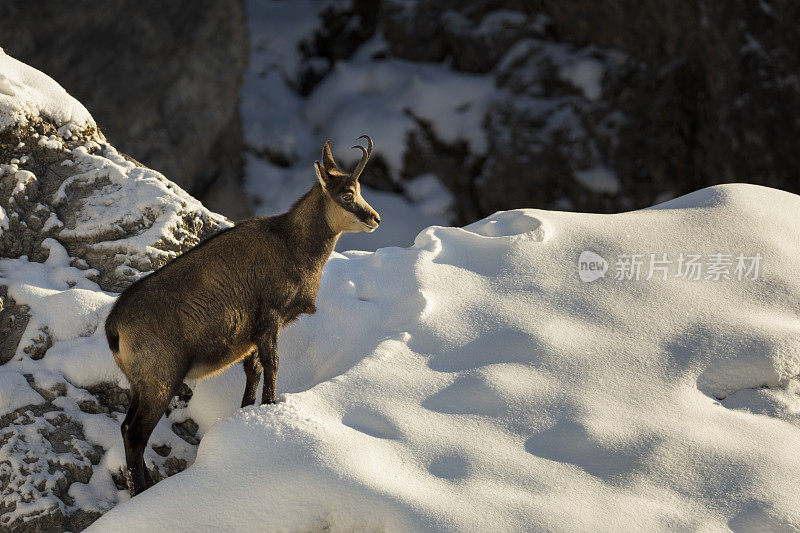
[
  {"left": 352, "top": 202, "right": 375, "bottom": 223},
  {"left": 329, "top": 179, "right": 377, "bottom": 224}
]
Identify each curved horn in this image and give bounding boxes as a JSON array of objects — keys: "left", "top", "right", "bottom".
[
  {"left": 357, "top": 134, "right": 373, "bottom": 156},
  {"left": 350, "top": 135, "right": 373, "bottom": 180}
]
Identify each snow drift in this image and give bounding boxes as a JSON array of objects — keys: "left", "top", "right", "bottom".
[{"left": 88, "top": 183, "right": 800, "bottom": 531}]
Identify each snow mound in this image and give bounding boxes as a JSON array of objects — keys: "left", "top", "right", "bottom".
[
  {"left": 0, "top": 49, "right": 95, "bottom": 134},
  {"left": 92, "top": 183, "right": 800, "bottom": 531}
]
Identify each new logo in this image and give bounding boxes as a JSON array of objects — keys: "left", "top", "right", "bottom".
[{"left": 578, "top": 251, "right": 608, "bottom": 282}]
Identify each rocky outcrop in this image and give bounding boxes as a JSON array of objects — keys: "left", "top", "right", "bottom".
[
  {"left": 381, "top": 0, "right": 534, "bottom": 73},
  {"left": 281, "top": 0, "right": 800, "bottom": 222},
  {"left": 0, "top": 50, "right": 228, "bottom": 530},
  {"left": 0, "top": 0, "right": 250, "bottom": 220},
  {"left": 0, "top": 118, "right": 228, "bottom": 294},
  {"left": 399, "top": 1, "right": 800, "bottom": 217}
]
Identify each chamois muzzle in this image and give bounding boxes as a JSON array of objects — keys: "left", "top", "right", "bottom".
[{"left": 364, "top": 213, "right": 380, "bottom": 231}]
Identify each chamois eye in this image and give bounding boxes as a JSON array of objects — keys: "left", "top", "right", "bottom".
[{"left": 341, "top": 193, "right": 354, "bottom": 202}]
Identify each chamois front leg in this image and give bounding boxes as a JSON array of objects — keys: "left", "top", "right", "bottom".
[
  {"left": 241, "top": 351, "right": 262, "bottom": 407},
  {"left": 258, "top": 331, "right": 279, "bottom": 404}
]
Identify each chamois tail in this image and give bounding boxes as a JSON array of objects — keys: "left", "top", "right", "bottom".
[{"left": 105, "top": 315, "right": 120, "bottom": 353}]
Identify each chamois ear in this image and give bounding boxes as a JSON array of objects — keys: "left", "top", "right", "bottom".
[{"left": 314, "top": 161, "right": 331, "bottom": 189}]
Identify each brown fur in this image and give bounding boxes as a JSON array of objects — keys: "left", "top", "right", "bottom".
[{"left": 105, "top": 138, "right": 379, "bottom": 496}]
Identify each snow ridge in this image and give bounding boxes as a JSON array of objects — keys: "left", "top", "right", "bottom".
[{"left": 93, "top": 183, "right": 800, "bottom": 531}]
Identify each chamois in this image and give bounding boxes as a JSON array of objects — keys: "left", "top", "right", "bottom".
[{"left": 105, "top": 136, "right": 380, "bottom": 496}]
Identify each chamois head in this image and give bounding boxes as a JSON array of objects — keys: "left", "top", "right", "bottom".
[{"left": 314, "top": 135, "right": 381, "bottom": 233}]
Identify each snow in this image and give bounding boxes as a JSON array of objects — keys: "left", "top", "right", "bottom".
[
  {"left": 0, "top": 371, "right": 45, "bottom": 416},
  {"left": 0, "top": 239, "right": 116, "bottom": 385},
  {"left": 53, "top": 144, "right": 230, "bottom": 265},
  {"left": 305, "top": 36, "right": 495, "bottom": 174},
  {"left": 41, "top": 212, "right": 63, "bottom": 232},
  {"left": 0, "top": 48, "right": 96, "bottom": 133},
  {"left": 10, "top": 169, "right": 36, "bottom": 197},
  {"left": 88, "top": 183, "right": 800, "bottom": 531},
  {"left": 476, "top": 9, "right": 529, "bottom": 36},
  {"left": 0, "top": 46, "right": 228, "bottom": 521},
  {"left": 559, "top": 57, "right": 606, "bottom": 101},
  {"left": 0, "top": 240, "right": 199, "bottom": 525},
  {"left": 403, "top": 173, "right": 454, "bottom": 217},
  {"left": 573, "top": 165, "right": 621, "bottom": 194},
  {"left": 246, "top": 0, "right": 334, "bottom": 85},
  {"left": 241, "top": 69, "right": 313, "bottom": 161},
  {"left": 1, "top": 7, "right": 798, "bottom": 530},
  {"left": 0, "top": 205, "right": 8, "bottom": 231}
]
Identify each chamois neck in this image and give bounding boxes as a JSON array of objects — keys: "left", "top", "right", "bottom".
[{"left": 285, "top": 183, "right": 340, "bottom": 262}]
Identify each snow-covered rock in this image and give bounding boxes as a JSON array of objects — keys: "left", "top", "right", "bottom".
[
  {"left": 243, "top": 0, "right": 800, "bottom": 228},
  {"left": 0, "top": 50, "right": 228, "bottom": 530},
  {"left": 91, "top": 183, "right": 800, "bottom": 531},
  {"left": 239, "top": 1, "right": 629, "bottom": 237},
  {"left": 0, "top": 51, "right": 94, "bottom": 135}
]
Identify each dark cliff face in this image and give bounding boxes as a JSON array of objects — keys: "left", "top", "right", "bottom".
[
  {"left": 539, "top": 0, "right": 800, "bottom": 207},
  {"left": 0, "top": 0, "right": 251, "bottom": 219},
  {"left": 330, "top": 0, "right": 800, "bottom": 219}
]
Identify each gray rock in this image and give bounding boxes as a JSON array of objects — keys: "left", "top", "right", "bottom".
[
  {"left": 0, "top": 118, "right": 228, "bottom": 293},
  {"left": 0, "top": 0, "right": 251, "bottom": 219},
  {"left": 0, "top": 405, "right": 104, "bottom": 531},
  {"left": 0, "top": 287, "right": 28, "bottom": 366},
  {"left": 381, "top": 0, "right": 536, "bottom": 73}
]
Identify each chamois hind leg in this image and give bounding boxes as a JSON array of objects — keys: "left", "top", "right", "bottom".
[
  {"left": 121, "top": 387, "right": 140, "bottom": 439},
  {"left": 123, "top": 374, "right": 182, "bottom": 496},
  {"left": 241, "top": 350, "right": 262, "bottom": 407},
  {"left": 120, "top": 387, "right": 141, "bottom": 485},
  {"left": 257, "top": 328, "right": 279, "bottom": 405}
]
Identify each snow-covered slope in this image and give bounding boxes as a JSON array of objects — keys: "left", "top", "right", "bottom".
[{"left": 89, "top": 183, "right": 800, "bottom": 531}]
